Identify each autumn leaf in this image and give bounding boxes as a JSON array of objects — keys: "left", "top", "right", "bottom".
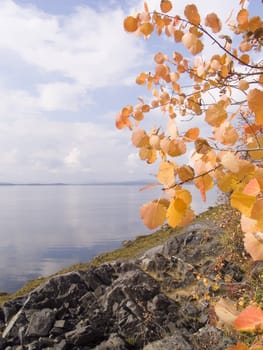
[
  {"left": 167, "top": 197, "right": 187, "bottom": 227},
  {"left": 160, "top": 0, "right": 172, "bottom": 13},
  {"left": 251, "top": 198, "right": 263, "bottom": 221},
  {"left": 124, "top": 16, "right": 139, "bottom": 32},
  {"left": 132, "top": 129, "right": 149, "bottom": 147},
  {"left": 205, "top": 13, "right": 222, "bottom": 33},
  {"left": 184, "top": 128, "right": 200, "bottom": 141},
  {"left": 248, "top": 89, "right": 263, "bottom": 125},
  {"left": 157, "top": 161, "right": 176, "bottom": 187},
  {"left": 140, "top": 200, "right": 167, "bottom": 229},
  {"left": 140, "top": 22, "right": 154, "bottom": 36},
  {"left": 230, "top": 191, "right": 256, "bottom": 216},
  {"left": 244, "top": 232, "right": 263, "bottom": 261},
  {"left": 184, "top": 4, "right": 201, "bottom": 25},
  {"left": 234, "top": 306, "right": 263, "bottom": 331},
  {"left": 205, "top": 102, "right": 227, "bottom": 127},
  {"left": 227, "top": 344, "right": 249, "bottom": 350},
  {"left": 178, "top": 165, "right": 195, "bottom": 182},
  {"left": 248, "top": 136, "right": 263, "bottom": 160}
]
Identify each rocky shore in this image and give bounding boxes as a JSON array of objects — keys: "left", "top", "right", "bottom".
[{"left": 0, "top": 207, "right": 257, "bottom": 349}]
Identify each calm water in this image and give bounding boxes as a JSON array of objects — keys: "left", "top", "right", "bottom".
[{"left": 0, "top": 185, "right": 216, "bottom": 292}]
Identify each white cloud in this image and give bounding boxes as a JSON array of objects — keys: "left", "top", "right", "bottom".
[
  {"left": 38, "top": 82, "right": 89, "bottom": 111},
  {"left": 64, "top": 147, "right": 81, "bottom": 168},
  {"left": 0, "top": 0, "right": 146, "bottom": 87}
]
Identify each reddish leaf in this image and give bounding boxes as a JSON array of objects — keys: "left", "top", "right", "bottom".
[{"left": 234, "top": 306, "right": 263, "bottom": 332}]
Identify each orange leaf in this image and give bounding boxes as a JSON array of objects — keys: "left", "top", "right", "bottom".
[
  {"left": 248, "top": 89, "right": 263, "bottom": 126},
  {"left": 132, "top": 129, "right": 149, "bottom": 147},
  {"left": 237, "top": 8, "right": 249, "bottom": 26},
  {"left": 184, "top": 128, "right": 200, "bottom": 141},
  {"left": 234, "top": 306, "right": 263, "bottom": 331},
  {"left": 123, "top": 16, "right": 139, "bottom": 33},
  {"left": 184, "top": 4, "right": 200, "bottom": 25},
  {"left": 140, "top": 201, "right": 167, "bottom": 229},
  {"left": 205, "top": 13, "right": 222, "bottom": 33},
  {"left": 139, "top": 182, "right": 159, "bottom": 191},
  {"left": 140, "top": 22, "right": 154, "bottom": 36},
  {"left": 227, "top": 343, "right": 249, "bottom": 350},
  {"left": 251, "top": 198, "right": 263, "bottom": 221},
  {"left": 244, "top": 233, "right": 263, "bottom": 261},
  {"left": 178, "top": 165, "right": 195, "bottom": 182},
  {"left": 160, "top": 0, "right": 173, "bottom": 13},
  {"left": 243, "top": 178, "right": 261, "bottom": 196}
]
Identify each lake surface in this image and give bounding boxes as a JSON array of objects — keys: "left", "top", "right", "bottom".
[{"left": 0, "top": 184, "right": 217, "bottom": 292}]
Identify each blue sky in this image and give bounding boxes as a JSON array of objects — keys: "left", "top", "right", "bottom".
[{"left": 0, "top": 0, "right": 259, "bottom": 183}]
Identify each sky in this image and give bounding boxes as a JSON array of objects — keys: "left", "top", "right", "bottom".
[{"left": 0, "top": 0, "right": 260, "bottom": 183}]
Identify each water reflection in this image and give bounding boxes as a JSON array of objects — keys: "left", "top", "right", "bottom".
[{"left": 0, "top": 185, "right": 217, "bottom": 292}]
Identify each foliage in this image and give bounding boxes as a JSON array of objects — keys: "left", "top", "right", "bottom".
[
  {"left": 117, "top": 1, "right": 263, "bottom": 261},
  {"left": 117, "top": 0, "right": 263, "bottom": 346}
]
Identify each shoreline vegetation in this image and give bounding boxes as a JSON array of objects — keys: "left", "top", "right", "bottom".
[{"left": 0, "top": 204, "right": 246, "bottom": 305}]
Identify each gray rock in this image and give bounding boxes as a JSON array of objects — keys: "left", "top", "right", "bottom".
[
  {"left": 143, "top": 330, "right": 192, "bottom": 350},
  {"left": 25, "top": 308, "right": 55, "bottom": 337}
]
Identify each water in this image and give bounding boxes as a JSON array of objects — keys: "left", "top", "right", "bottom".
[{"left": 0, "top": 184, "right": 217, "bottom": 292}]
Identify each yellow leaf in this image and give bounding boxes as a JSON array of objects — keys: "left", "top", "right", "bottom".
[
  {"left": 216, "top": 171, "right": 239, "bottom": 192},
  {"left": 184, "top": 4, "right": 201, "bottom": 25},
  {"left": 205, "top": 13, "right": 222, "bottom": 33},
  {"left": 140, "top": 201, "right": 167, "bottom": 229},
  {"left": 205, "top": 102, "right": 227, "bottom": 127},
  {"left": 166, "top": 139, "right": 187, "bottom": 157},
  {"left": 123, "top": 16, "right": 139, "bottom": 33},
  {"left": 167, "top": 198, "right": 187, "bottom": 227},
  {"left": 230, "top": 191, "right": 256, "bottom": 216},
  {"left": 248, "top": 136, "right": 263, "bottom": 160},
  {"left": 136, "top": 72, "right": 148, "bottom": 85},
  {"left": 248, "top": 88, "right": 263, "bottom": 125},
  {"left": 160, "top": 0, "right": 173, "bottom": 13},
  {"left": 157, "top": 161, "right": 176, "bottom": 187},
  {"left": 175, "top": 189, "right": 192, "bottom": 206},
  {"left": 241, "top": 215, "right": 257, "bottom": 233}
]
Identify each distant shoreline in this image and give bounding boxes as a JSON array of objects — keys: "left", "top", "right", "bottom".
[{"left": 0, "top": 181, "right": 153, "bottom": 186}]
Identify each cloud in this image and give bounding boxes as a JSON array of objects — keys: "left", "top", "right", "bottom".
[
  {"left": 38, "top": 82, "right": 90, "bottom": 112},
  {"left": 64, "top": 147, "right": 81, "bottom": 168},
  {"left": 0, "top": 0, "right": 146, "bottom": 87}
]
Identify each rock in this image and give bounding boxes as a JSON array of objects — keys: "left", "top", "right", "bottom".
[
  {"left": 143, "top": 330, "right": 192, "bottom": 350},
  {"left": 190, "top": 325, "right": 236, "bottom": 350},
  {"left": 0, "top": 221, "right": 241, "bottom": 349},
  {"left": 25, "top": 308, "right": 55, "bottom": 337}
]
